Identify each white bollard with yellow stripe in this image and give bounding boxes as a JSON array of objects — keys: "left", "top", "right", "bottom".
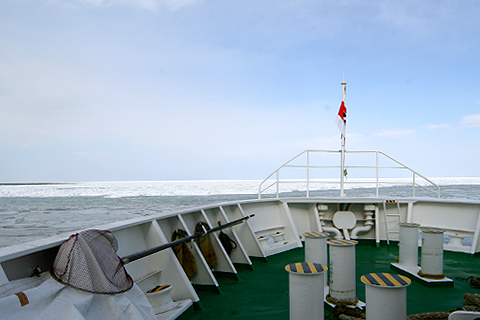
[
  {"left": 285, "top": 262, "right": 328, "bottom": 320},
  {"left": 327, "top": 239, "right": 358, "bottom": 304},
  {"left": 303, "top": 231, "right": 329, "bottom": 290},
  {"left": 361, "top": 273, "right": 411, "bottom": 320}
]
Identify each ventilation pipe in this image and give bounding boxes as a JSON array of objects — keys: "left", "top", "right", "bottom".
[
  {"left": 351, "top": 204, "right": 375, "bottom": 239},
  {"left": 317, "top": 204, "right": 342, "bottom": 239}
]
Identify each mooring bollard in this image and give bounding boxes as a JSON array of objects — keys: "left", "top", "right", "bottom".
[
  {"left": 285, "top": 262, "right": 328, "bottom": 320},
  {"left": 398, "top": 223, "right": 420, "bottom": 268},
  {"left": 303, "top": 231, "right": 329, "bottom": 290},
  {"left": 361, "top": 273, "right": 411, "bottom": 320},
  {"left": 420, "top": 228, "right": 446, "bottom": 278},
  {"left": 327, "top": 239, "right": 358, "bottom": 304}
]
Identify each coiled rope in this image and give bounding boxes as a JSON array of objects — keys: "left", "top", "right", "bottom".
[
  {"left": 332, "top": 304, "right": 365, "bottom": 319},
  {"left": 332, "top": 293, "right": 480, "bottom": 320},
  {"left": 407, "top": 312, "right": 449, "bottom": 320},
  {"left": 456, "top": 276, "right": 480, "bottom": 289},
  {"left": 326, "top": 294, "right": 359, "bottom": 307}
]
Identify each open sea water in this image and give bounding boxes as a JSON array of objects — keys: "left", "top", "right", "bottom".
[{"left": 1, "top": 180, "right": 480, "bottom": 249}]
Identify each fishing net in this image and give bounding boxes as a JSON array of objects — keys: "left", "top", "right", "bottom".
[{"left": 50, "top": 229, "right": 133, "bottom": 294}]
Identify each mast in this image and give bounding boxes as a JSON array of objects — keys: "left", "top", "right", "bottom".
[{"left": 340, "top": 80, "right": 347, "bottom": 197}]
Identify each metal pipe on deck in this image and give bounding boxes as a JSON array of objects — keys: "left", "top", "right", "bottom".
[
  {"left": 317, "top": 204, "right": 343, "bottom": 239},
  {"left": 351, "top": 205, "right": 375, "bottom": 239}
]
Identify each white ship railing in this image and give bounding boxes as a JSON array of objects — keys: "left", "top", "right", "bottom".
[{"left": 258, "top": 150, "right": 440, "bottom": 199}]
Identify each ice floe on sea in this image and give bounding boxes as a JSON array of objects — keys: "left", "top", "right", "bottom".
[{"left": 0, "top": 178, "right": 479, "bottom": 198}]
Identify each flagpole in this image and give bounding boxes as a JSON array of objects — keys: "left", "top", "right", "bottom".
[{"left": 340, "top": 80, "right": 347, "bottom": 198}]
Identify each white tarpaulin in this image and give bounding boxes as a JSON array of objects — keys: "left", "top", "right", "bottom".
[{"left": 0, "top": 273, "right": 156, "bottom": 320}]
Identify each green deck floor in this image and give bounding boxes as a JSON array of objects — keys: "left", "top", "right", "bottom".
[{"left": 187, "top": 240, "right": 480, "bottom": 319}]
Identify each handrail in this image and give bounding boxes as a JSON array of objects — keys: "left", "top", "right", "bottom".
[{"left": 258, "top": 150, "right": 441, "bottom": 199}]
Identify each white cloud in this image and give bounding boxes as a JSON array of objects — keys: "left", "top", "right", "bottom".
[
  {"left": 164, "top": 0, "right": 201, "bottom": 10},
  {"left": 460, "top": 114, "right": 480, "bottom": 128},
  {"left": 373, "top": 129, "right": 416, "bottom": 137},
  {"left": 49, "top": 0, "right": 201, "bottom": 10},
  {"left": 424, "top": 124, "right": 451, "bottom": 129}
]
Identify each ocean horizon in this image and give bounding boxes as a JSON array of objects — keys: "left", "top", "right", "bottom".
[
  {"left": 1, "top": 177, "right": 480, "bottom": 198},
  {"left": 1, "top": 179, "right": 479, "bottom": 249}
]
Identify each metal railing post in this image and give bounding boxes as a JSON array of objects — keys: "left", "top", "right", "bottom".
[
  {"left": 376, "top": 151, "right": 379, "bottom": 197},
  {"left": 257, "top": 149, "right": 440, "bottom": 199},
  {"left": 276, "top": 171, "right": 279, "bottom": 198},
  {"left": 307, "top": 150, "right": 310, "bottom": 197},
  {"left": 412, "top": 173, "right": 416, "bottom": 198}
]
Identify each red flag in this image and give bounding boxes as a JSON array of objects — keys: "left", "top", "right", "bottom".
[{"left": 335, "top": 101, "right": 347, "bottom": 135}]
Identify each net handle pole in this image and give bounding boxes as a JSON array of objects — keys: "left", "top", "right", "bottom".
[
  {"left": 121, "top": 214, "right": 254, "bottom": 264},
  {"left": 206, "top": 214, "right": 254, "bottom": 234}
]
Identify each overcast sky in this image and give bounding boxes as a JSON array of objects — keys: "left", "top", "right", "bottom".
[{"left": 1, "top": 0, "right": 479, "bottom": 183}]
